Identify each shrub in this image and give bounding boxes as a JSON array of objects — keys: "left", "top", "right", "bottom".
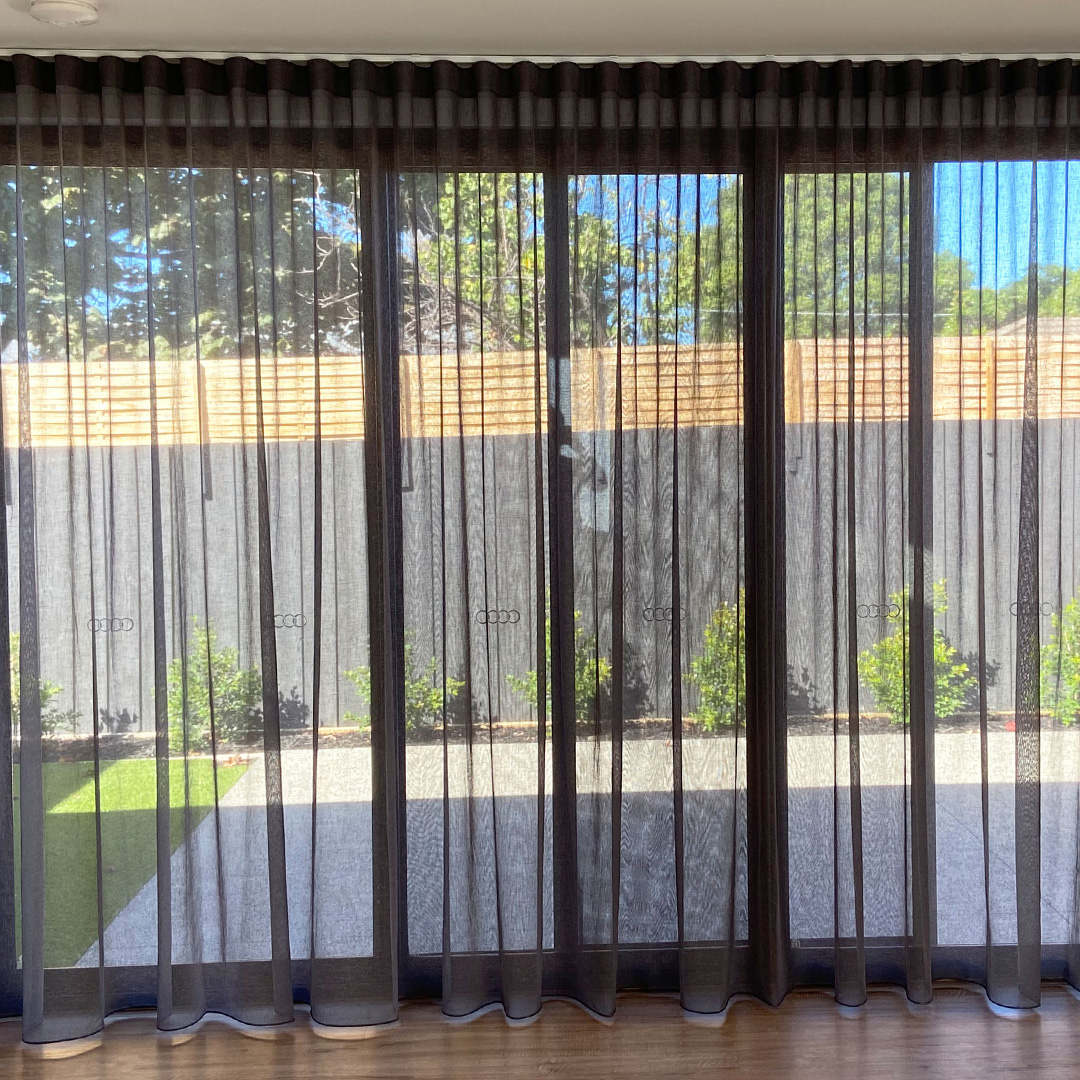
[
  {"left": 1042, "top": 596, "right": 1080, "bottom": 725},
  {"left": 343, "top": 632, "right": 463, "bottom": 733},
  {"left": 9, "top": 631, "right": 79, "bottom": 737},
  {"left": 687, "top": 594, "right": 745, "bottom": 731},
  {"left": 506, "top": 609, "right": 612, "bottom": 723},
  {"left": 167, "top": 620, "right": 262, "bottom": 753},
  {"left": 858, "top": 580, "right": 975, "bottom": 724}
]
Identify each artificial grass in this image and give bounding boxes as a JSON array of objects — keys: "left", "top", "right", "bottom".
[{"left": 13, "top": 757, "right": 248, "bottom": 968}]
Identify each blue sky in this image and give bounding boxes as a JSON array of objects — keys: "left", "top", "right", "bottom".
[
  {"left": 934, "top": 160, "right": 1080, "bottom": 287},
  {"left": 576, "top": 166, "right": 1080, "bottom": 293},
  {"left": 576, "top": 166, "right": 1080, "bottom": 292},
  {"left": 5, "top": 164, "right": 1080, "bottom": 312}
]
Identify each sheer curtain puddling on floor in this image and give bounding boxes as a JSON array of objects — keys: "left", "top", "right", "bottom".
[{"left": 0, "top": 55, "right": 1078, "bottom": 1042}]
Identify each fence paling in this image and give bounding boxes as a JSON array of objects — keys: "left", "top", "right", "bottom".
[{"left": 5, "top": 336, "right": 1078, "bottom": 447}]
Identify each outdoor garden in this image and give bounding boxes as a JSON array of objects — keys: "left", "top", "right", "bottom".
[{"left": 8, "top": 582, "right": 1080, "bottom": 966}]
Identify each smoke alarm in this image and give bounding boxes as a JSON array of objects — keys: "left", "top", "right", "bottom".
[{"left": 29, "top": 0, "right": 99, "bottom": 24}]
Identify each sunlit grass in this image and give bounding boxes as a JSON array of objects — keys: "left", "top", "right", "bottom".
[{"left": 13, "top": 757, "right": 248, "bottom": 968}]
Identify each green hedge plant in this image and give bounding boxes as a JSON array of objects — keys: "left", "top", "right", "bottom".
[
  {"left": 166, "top": 620, "right": 262, "bottom": 753},
  {"left": 506, "top": 609, "right": 612, "bottom": 723},
  {"left": 344, "top": 632, "right": 463, "bottom": 734},
  {"left": 1042, "top": 596, "right": 1080, "bottom": 725},
  {"left": 9, "top": 631, "right": 79, "bottom": 737},
  {"left": 858, "top": 580, "right": 975, "bottom": 724},
  {"left": 686, "top": 594, "right": 745, "bottom": 732}
]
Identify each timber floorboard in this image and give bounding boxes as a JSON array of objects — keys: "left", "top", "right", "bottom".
[{"left": 2, "top": 984, "right": 1079, "bottom": 1079}]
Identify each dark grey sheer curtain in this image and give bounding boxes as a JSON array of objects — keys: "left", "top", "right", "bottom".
[{"left": 0, "top": 55, "right": 1078, "bottom": 1042}]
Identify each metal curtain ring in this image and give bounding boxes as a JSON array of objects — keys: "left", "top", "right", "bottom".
[
  {"left": 475, "top": 608, "right": 521, "bottom": 625},
  {"left": 87, "top": 617, "right": 135, "bottom": 632},
  {"left": 1011, "top": 601, "right": 1054, "bottom": 617},
  {"left": 273, "top": 613, "right": 308, "bottom": 629},
  {"left": 857, "top": 603, "right": 901, "bottom": 620},
  {"left": 642, "top": 605, "right": 682, "bottom": 623}
]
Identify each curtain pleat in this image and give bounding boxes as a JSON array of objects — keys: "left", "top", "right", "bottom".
[{"left": 0, "top": 54, "right": 1079, "bottom": 1042}]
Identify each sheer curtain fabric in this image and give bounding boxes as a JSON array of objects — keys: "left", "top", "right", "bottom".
[{"left": 0, "top": 55, "right": 1077, "bottom": 1041}]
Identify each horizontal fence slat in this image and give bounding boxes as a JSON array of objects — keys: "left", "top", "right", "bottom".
[{"left": 4, "top": 337, "right": 1078, "bottom": 447}]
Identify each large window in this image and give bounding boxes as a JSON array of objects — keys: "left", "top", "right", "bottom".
[
  {"left": 4, "top": 165, "right": 376, "bottom": 971},
  {"left": 782, "top": 159, "right": 1080, "bottom": 961},
  {"left": 394, "top": 169, "right": 745, "bottom": 961},
  {"left": 397, "top": 170, "right": 551, "bottom": 958},
  {"left": 567, "top": 173, "right": 743, "bottom": 947},
  {"left": 931, "top": 161, "right": 1080, "bottom": 951},
  {"left": 6, "top": 59, "right": 1080, "bottom": 1041},
  {"left": 783, "top": 169, "right": 912, "bottom": 946},
  {"left": 7, "top": 154, "right": 1080, "bottom": 980}
]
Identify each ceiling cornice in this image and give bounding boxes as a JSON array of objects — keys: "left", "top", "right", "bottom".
[{"left": 0, "top": 50, "right": 1077, "bottom": 65}]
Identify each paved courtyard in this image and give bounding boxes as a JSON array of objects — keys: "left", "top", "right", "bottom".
[{"left": 76, "top": 731, "right": 1080, "bottom": 968}]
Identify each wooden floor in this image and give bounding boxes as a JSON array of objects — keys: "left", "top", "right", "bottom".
[{"left": 3, "top": 985, "right": 1080, "bottom": 1079}]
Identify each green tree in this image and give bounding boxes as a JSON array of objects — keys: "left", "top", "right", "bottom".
[
  {"left": 570, "top": 173, "right": 742, "bottom": 350},
  {"left": 8, "top": 632, "right": 79, "bottom": 737},
  {"left": 2, "top": 165, "right": 364, "bottom": 365},
  {"left": 343, "top": 632, "right": 463, "bottom": 734},
  {"left": 166, "top": 620, "right": 262, "bottom": 753},
  {"left": 784, "top": 171, "right": 910, "bottom": 341},
  {"left": 1042, "top": 597, "right": 1080, "bottom": 726},
  {"left": 11, "top": 163, "right": 1080, "bottom": 370},
  {"left": 859, "top": 580, "right": 975, "bottom": 724},
  {"left": 398, "top": 171, "right": 545, "bottom": 355},
  {"left": 506, "top": 609, "right": 613, "bottom": 723},
  {"left": 686, "top": 594, "right": 745, "bottom": 731},
  {"left": 782, "top": 169, "right": 1080, "bottom": 341}
]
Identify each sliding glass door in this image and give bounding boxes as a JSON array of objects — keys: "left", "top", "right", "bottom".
[{"left": 394, "top": 166, "right": 744, "bottom": 1013}]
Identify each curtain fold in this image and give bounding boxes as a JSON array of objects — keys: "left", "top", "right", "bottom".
[{"left": 0, "top": 54, "right": 1078, "bottom": 1042}]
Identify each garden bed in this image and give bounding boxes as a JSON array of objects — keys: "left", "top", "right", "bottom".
[{"left": 13, "top": 710, "right": 1070, "bottom": 763}]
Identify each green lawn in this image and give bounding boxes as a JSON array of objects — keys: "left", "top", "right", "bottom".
[{"left": 13, "top": 757, "right": 248, "bottom": 968}]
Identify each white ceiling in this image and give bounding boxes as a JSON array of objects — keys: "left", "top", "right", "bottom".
[{"left": 0, "top": 0, "right": 1078, "bottom": 62}]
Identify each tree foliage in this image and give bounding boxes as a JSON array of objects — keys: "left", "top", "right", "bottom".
[
  {"left": 6, "top": 164, "right": 1080, "bottom": 369},
  {"left": 784, "top": 170, "right": 1080, "bottom": 340},
  {"left": 2, "top": 165, "right": 363, "bottom": 364},
  {"left": 784, "top": 171, "right": 909, "bottom": 340},
  {"left": 399, "top": 171, "right": 545, "bottom": 355},
  {"left": 570, "top": 173, "right": 743, "bottom": 349}
]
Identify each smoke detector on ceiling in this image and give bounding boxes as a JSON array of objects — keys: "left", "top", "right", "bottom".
[{"left": 29, "top": 0, "right": 99, "bottom": 24}]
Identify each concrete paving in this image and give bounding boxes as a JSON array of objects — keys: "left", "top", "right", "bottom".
[{"left": 76, "top": 731, "right": 1080, "bottom": 968}]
